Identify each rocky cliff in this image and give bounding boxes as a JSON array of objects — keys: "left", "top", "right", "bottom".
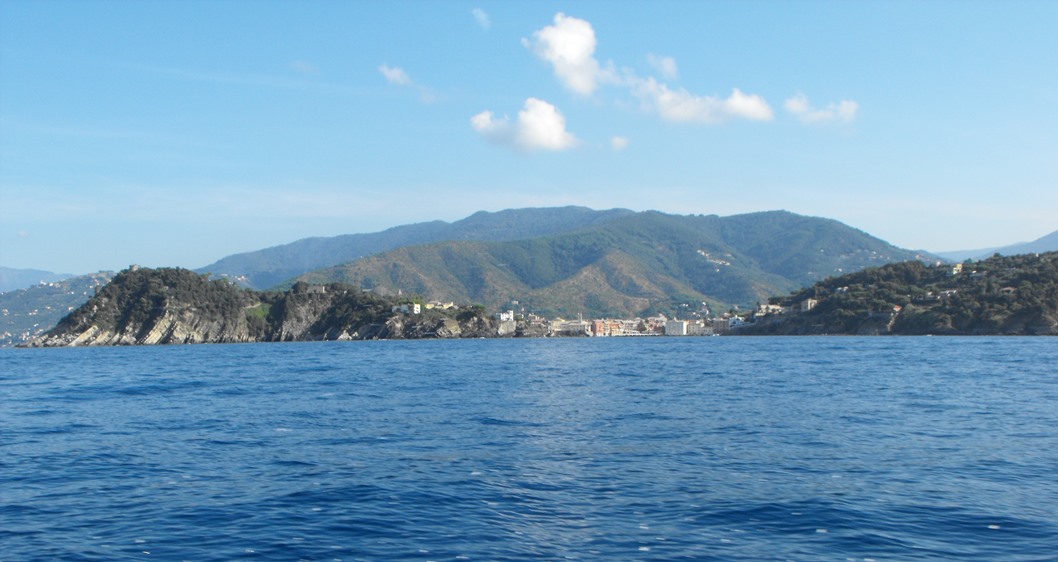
[{"left": 28, "top": 267, "right": 503, "bottom": 347}]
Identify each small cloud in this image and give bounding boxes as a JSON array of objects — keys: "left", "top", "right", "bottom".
[
  {"left": 784, "top": 93, "right": 859, "bottom": 124},
  {"left": 378, "top": 63, "right": 412, "bottom": 86},
  {"left": 724, "top": 88, "right": 774, "bottom": 121},
  {"left": 472, "top": 8, "right": 491, "bottom": 30},
  {"left": 526, "top": 12, "right": 613, "bottom": 96},
  {"left": 610, "top": 136, "right": 630, "bottom": 151},
  {"left": 471, "top": 98, "right": 578, "bottom": 152},
  {"left": 290, "top": 60, "right": 320, "bottom": 75},
  {"left": 17, "top": 229, "right": 30, "bottom": 238},
  {"left": 630, "top": 77, "right": 773, "bottom": 123},
  {"left": 647, "top": 54, "right": 679, "bottom": 80},
  {"left": 378, "top": 63, "right": 436, "bottom": 103}
]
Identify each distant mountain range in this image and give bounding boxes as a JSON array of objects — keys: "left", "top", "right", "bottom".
[
  {"left": 197, "top": 207, "right": 636, "bottom": 289},
  {"left": 935, "top": 229, "right": 1058, "bottom": 262},
  {"left": 294, "top": 210, "right": 933, "bottom": 318},
  {"left": 0, "top": 267, "right": 74, "bottom": 293},
  {"left": 0, "top": 272, "right": 113, "bottom": 346}
]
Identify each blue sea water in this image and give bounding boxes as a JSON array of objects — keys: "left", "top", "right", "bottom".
[{"left": 2, "top": 337, "right": 1057, "bottom": 561}]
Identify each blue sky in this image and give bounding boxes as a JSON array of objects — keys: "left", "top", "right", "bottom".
[{"left": 2, "top": 1, "right": 1056, "bottom": 274}]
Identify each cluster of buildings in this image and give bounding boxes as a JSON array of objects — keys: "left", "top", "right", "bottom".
[{"left": 515, "top": 313, "right": 750, "bottom": 337}]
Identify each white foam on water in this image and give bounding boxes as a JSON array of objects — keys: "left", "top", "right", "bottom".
[
  {"left": 815, "top": 528, "right": 828, "bottom": 534},
  {"left": 988, "top": 524, "right": 1001, "bottom": 530},
  {"left": 638, "top": 546, "right": 651, "bottom": 551}
]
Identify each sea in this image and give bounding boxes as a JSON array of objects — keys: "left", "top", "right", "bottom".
[{"left": 2, "top": 337, "right": 1056, "bottom": 561}]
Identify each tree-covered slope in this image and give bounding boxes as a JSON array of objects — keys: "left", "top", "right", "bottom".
[
  {"left": 744, "top": 252, "right": 1058, "bottom": 335},
  {"left": 297, "top": 210, "right": 930, "bottom": 318},
  {"left": 196, "top": 206, "right": 635, "bottom": 289}
]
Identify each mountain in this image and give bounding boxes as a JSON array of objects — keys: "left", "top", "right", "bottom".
[
  {"left": 196, "top": 206, "right": 636, "bottom": 289},
  {"left": 295, "top": 210, "right": 933, "bottom": 318},
  {"left": 1, "top": 272, "right": 113, "bottom": 346},
  {"left": 0, "top": 267, "right": 75, "bottom": 293},
  {"left": 742, "top": 252, "right": 1058, "bottom": 335},
  {"left": 29, "top": 267, "right": 503, "bottom": 347},
  {"left": 936, "top": 229, "right": 1058, "bottom": 262}
]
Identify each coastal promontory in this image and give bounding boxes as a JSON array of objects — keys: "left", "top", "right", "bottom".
[{"left": 27, "top": 267, "right": 502, "bottom": 347}]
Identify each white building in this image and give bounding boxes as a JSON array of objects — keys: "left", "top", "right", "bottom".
[{"left": 664, "top": 320, "right": 688, "bottom": 336}]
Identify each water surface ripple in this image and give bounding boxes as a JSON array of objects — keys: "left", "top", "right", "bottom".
[{"left": 2, "top": 337, "right": 1056, "bottom": 560}]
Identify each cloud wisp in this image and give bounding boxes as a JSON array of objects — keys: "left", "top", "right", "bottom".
[
  {"left": 784, "top": 93, "right": 859, "bottom": 124},
  {"left": 378, "top": 63, "right": 412, "bottom": 86},
  {"left": 471, "top": 98, "right": 578, "bottom": 152},
  {"left": 472, "top": 8, "right": 491, "bottom": 30},
  {"left": 646, "top": 54, "right": 678, "bottom": 80},
  {"left": 629, "top": 77, "right": 773, "bottom": 123},
  {"left": 378, "top": 63, "right": 436, "bottom": 102}
]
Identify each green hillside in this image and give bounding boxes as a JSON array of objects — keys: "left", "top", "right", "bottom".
[
  {"left": 297, "top": 210, "right": 931, "bottom": 318},
  {"left": 196, "top": 206, "right": 635, "bottom": 289},
  {"left": 744, "top": 252, "right": 1058, "bottom": 335}
]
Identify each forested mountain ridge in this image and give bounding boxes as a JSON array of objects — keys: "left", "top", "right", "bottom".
[
  {"left": 196, "top": 207, "right": 636, "bottom": 289},
  {"left": 295, "top": 210, "right": 933, "bottom": 318},
  {"left": 743, "top": 251, "right": 1058, "bottom": 335}
]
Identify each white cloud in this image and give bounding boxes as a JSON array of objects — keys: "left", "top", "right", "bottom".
[
  {"left": 647, "top": 54, "right": 678, "bottom": 80},
  {"left": 784, "top": 93, "right": 859, "bottom": 124},
  {"left": 472, "top": 8, "right": 491, "bottom": 30},
  {"left": 378, "top": 63, "right": 412, "bottom": 86},
  {"left": 630, "top": 77, "right": 773, "bottom": 123},
  {"left": 471, "top": 98, "right": 578, "bottom": 152},
  {"left": 610, "top": 136, "right": 630, "bottom": 151},
  {"left": 526, "top": 12, "right": 612, "bottom": 96},
  {"left": 524, "top": 13, "right": 772, "bottom": 126}
]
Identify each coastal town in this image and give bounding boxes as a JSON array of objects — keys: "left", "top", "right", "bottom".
[{"left": 394, "top": 298, "right": 780, "bottom": 337}]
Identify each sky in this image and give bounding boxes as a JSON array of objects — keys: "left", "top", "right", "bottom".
[{"left": 1, "top": 0, "right": 1056, "bottom": 274}]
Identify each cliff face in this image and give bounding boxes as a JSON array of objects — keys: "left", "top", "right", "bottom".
[
  {"left": 29, "top": 267, "right": 502, "bottom": 347},
  {"left": 41, "top": 307, "right": 262, "bottom": 346}
]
